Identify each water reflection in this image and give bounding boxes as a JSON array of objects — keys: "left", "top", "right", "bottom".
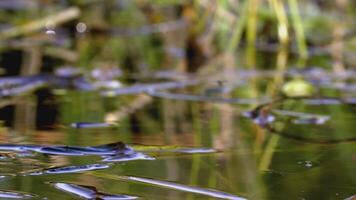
[{"left": 0, "top": 67, "right": 354, "bottom": 199}]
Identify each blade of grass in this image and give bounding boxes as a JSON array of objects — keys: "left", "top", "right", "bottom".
[
  {"left": 227, "top": 0, "right": 249, "bottom": 52},
  {"left": 288, "top": 0, "right": 308, "bottom": 59},
  {"left": 268, "top": 0, "right": 289, "bottom": 45},
  {"left": 247, "top": 0, "right": 260, "bottom": 46}
]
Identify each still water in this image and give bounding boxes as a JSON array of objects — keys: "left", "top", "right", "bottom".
[{"left": 0, "top": 68, "right": 354, "bottom": 200}]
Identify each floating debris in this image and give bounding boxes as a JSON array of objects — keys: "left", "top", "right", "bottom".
[
  {"left": 0, "top": 189, "right": 35, "bottom": 199},
  {"left": 0, "top": 144, "right": 41, "bottom": 152},
  {"left": 102, "top": 152, "right": 155, "bottom": 162},
  {"left": 37, "top": 146, "right": 86, "bottom": 156},
  {"left": 292, "top": 117, "right": 329, "bottom": 125},
  {"left": 51, "top": 182, "right": 138, "bottom": 200},
  {"left": 0, "top": 142, "right": 153, "bottom": 161},
  {"left": 134, "top": 145, "right": 217, "bottom": 154},
  {"left": 273, "top": 109, "right": 330, "bottom": 125},
  {"left": 28, "top": 164, "right": 110, "bottom": 175},
  {"left": 125, "top": 176, "right": 246, "bottom": 200},
  {"left": 161, "top": 148, "right": 216, "bottom": 154},
  {"left": 70, "top": 122, "right": 116, "bottom": 129},
  {"left": 102, "top": 80, "right": 198, "bottom": 96}
]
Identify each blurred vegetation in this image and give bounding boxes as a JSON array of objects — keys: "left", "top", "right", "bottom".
[{"left": 0, "top": 0, "right": 355, "bottom": 75}]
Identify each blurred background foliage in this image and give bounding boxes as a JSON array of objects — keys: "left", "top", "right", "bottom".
[{"left": 0, "top": 0, "right": 355, "bottom": 75}]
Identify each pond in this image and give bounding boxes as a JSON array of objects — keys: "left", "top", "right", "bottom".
[
  {"left": 0, "top": 67, "right": 354, "bottom": 199},
  {"left": 0, "top": 1, "right": 355, "bottom": 200}
]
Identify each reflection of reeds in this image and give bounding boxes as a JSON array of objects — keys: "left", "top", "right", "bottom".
[
  {"left": 105, "top": 94, "right": 152, "bottom": 123},
  {"left": 259, "top": 44, "right": 288, "bottom": 171}
]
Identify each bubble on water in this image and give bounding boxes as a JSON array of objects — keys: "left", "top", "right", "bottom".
[
  {"left": 76, "top": 22, "right": 87, "bottom": 33},
  {"left": 297, "top": 160, "right": 314, "bottom": 168},
  {"left": 304, "top": 161, "right": 313, "bottom": 168},
  {"left": 45, "top": 29, "right": 56, "bottom": 35},
  {"left": 45, "top": 21, "right": 56, "bottom": 35}
]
